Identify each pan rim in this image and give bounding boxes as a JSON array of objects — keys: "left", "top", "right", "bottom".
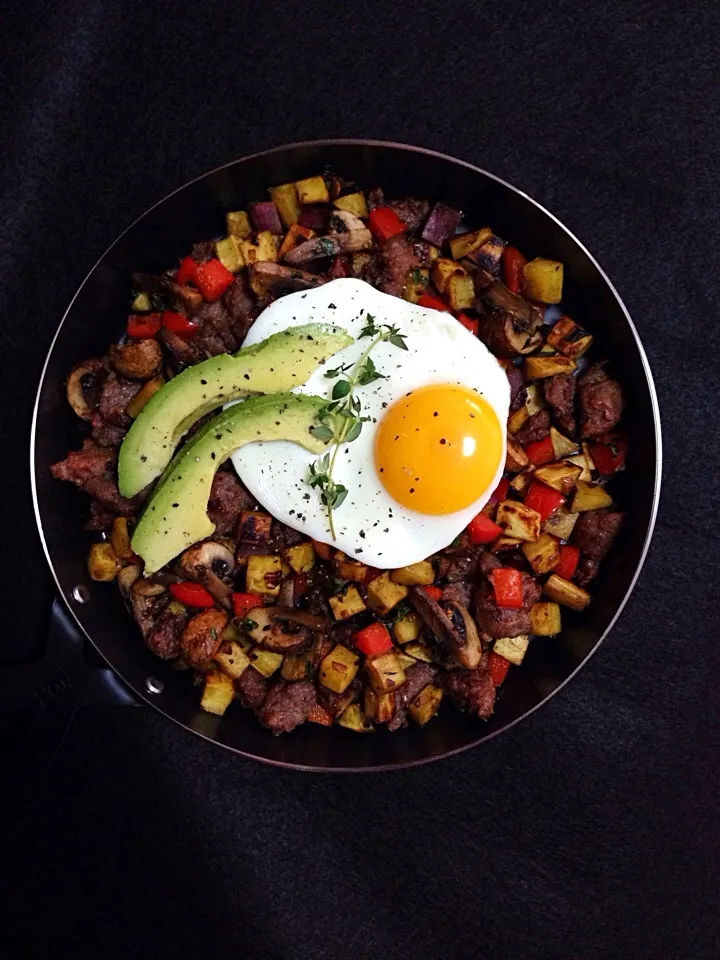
[{"left": 30, "top": 137, "right": 662, "bottom": 771}]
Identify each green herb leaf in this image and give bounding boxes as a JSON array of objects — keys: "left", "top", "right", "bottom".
[
  {"left": 332, "top": 379, "right": 351, "bottom": 400},
  {"left": 310, "top": 424, "right": 334, "bottom": 442},
  {"left": 345, "top": 420, "right": 363, "bottom": 443},
  {"left": 388, "top": 334, "right": 408, "bottom": 350}
]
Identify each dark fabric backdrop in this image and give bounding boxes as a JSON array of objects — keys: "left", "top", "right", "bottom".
[{"left": 2, "top": 2, "right": 719, "bottom": 958}]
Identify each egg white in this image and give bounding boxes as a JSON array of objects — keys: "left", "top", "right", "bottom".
[{"left": 229, "top": 278, "right": 509, "bottom": 568}]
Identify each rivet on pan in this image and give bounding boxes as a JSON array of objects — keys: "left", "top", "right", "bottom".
[
  {"left": 145, "top": 676, "right": 164, "bottom": 695},
  {"left": 72, "top": 584, "right": 90, "bottom": 604}
]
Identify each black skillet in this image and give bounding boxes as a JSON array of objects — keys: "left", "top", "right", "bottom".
[{"left": 25, "top": 140, "right": 661, "bottom": 771}]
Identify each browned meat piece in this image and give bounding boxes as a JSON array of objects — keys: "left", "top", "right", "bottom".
[
  {"left": 367, "top": 186, "right": 385, "bottom": 211},
  {"left": 269, "top": 521, "right": 304, "bottom": 550},
  {"left": 97, "top": 376, "right": 141, "bottom": 427},
  {"left": 441, "top": 582, "right": 472, "bottom": 607},
  {"left": 387, "top": 197, "right": 430, "bottom": 233},
  {"left": 130, "top": 591, "right": 169, "bottom": 640},
  {"left": 191, "top": 240, "right": 215, "bottom": 263},
  {"left": 133, "top": 272, "right": 202, "bottom": 313},
  {"left": 578, "top": 364, "right": 623, "bottom": 438},
  {"left": 306, "top": 564, "right": 335, "bottom": 617},
  {"left": 208, "top": 470, "right": 254, "bottom": 534},
  {"left": 248, "top": 262, "right": 326, "bottom": 301},
  {"left": 258, "top": 680, "right": 317, "bottom": 734},
  {"left": 474, "top": 575, "right": 540, "bottom": 638},
  {"left": 222, "top": 275, "right": 257, "bottom": 343},
  {"left": 145, "top": 605, "right": 188, "bottom": 659},
  {"left": 515, "top": 409, "right": 551, "bottom": 446},
  {"left": 478, "top": 550, "right": 502, "bottom": 578},
  {"left": 235, "top": 668, "right": 269, "bottom": 710},
  {"left": 50, "top": 441, "right": 114, "bottom": 486},
  {"left": 90, "top": 414, "right": 126, "bottom": 448},
  {"left": 180, "top": 608, "right": 228, "bottom": 667},
  {"left": 443, "top": 668, "right": 495, "bottom": 718},
  {"left": 377, "top": 234, "right": 418, "bottom": 297},
  {"left": 444, "top": 549, "right": 479, "bottom": 583},
  {"left": 159, "top": 327, "right": 203, "bottom": 367},
  {"left": 109, "top": 339, "right": 163, "bottom": 380},
  {"left": 543, "top": 373, "right": 576, "bottom": 435},
  {"left": 318, "top": 677, "right": 362, "bottom": 718},
  {"left": 82, "top": 478, "right": 140, "bottom": 517},
  {"left": 85, "top": 501, "right": 116, "bottom": 531},
  {"left": 573, "top": 511, "right": 623, "bottom": 585},
  {"left": 192, "top": 300, "right": 239, "bottom": 354},
  {"left": 329, "top": 255, "right": 352, "bottom": 279},
  {"left": 506, "top": 364, "right": 527, "bottom": 413},
  {"left": 388, "top": 662, "right": 437, "bottom": 731}
]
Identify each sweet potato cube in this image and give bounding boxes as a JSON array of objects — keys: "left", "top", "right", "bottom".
[
  {"left": 214, "top": 640, "right": 251, "bottom": 680},
  {"left": 496, "top": 499, "right": 541, "bottom": 542},
  {"left": 295, "top": 176, "right": 330, "bottom": 205},
  {"left": 366, "top": 573, "right": 408, "bottom": 616},
  {"left": 543, "top": 574, "right": 590, "bottom": 611},
  {"left": 245, "top": 555, "right": 282, "bottom": 596},
  {"left": 546, "top": 315, "right": 593, "bottom": 358},
  {"left": 446, "top": 272, "right": 475, "bottom": 310},
  {"left": 200, "top": 669, "right": 235, "bottom": 716},
  {"left": 333, "top": 192, "right": 368, "bottom": 218},
  {"left": 522, "top": 258, "right": 564, "bottom": 303},
  {"left": 523, "top": 355, "right": 577, "bottom": 380},
  {"left": 390, "top": 561, "right": 434, "bottom": 586},
  {"left": 408, "top": 684, "right": 444, "bottom": 726},
  {"left": 570, "top": 481, "right": 613, "bottom": 512},
  {"left": 269, "top": 183, "right": 301, "bottom": 227},
  {"left": 284, "top": 542, "right": 315, "bottom": 574},
  {"left": 319, "top": 644, "right": 359, "bottom": 694},
  {"left": 226, "top": 210, "right": 252, "bottom": 239},
  {"left": 366, "top": 651, "right": 406, "bottom": 694},
  {"left": 534, "top": 461, "right": 583, "bottom": 494},
  {"left": 529, "top": 602, "right": 562, "bottom": 636},
  {"left": 493, "top": 635, "right": 530, "bottom": 666},
  {"left": 328, "top": 585, "right": 366, "bottom": 621},
  {"left": 521, "top": 533, "right": 561, "bottom": 574}
]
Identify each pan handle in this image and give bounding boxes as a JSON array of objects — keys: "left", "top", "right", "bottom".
[{"left": 0, "top": 598, "right": 137, "bottom": 715}]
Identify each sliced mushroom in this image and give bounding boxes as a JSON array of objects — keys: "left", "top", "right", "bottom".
[
  {"left": 337, "top": 228, "right": 373, "bottom": 253},
  {"left": 477, "top": 313, "right": 543, "bottom": 357},
  {"left": 445, "top": 601, "right": 482, "bottom": 670},
  {"left": 180, "top": 608, "right": 228, "bottom": 667},
  {"left": 65, "top": 358, "right": 105, "bottom": 420},
  {"left": 248, "top": 262, "right": 326, "bottom": 298},
  {"left": 484, "top": 279, "right": 544, "bottom": 331},
  {"left": 117, "top": 563, "right": 142, "bottom": 597},
  {"left": 245, "top": 606, "right": 325, "bottom": 654},
  {"left": 132, "top": 578, "right": 167, "bottom": 598},
  {"left": 109, "top": 339, "right": 163, "bottom": 381},
  {"left": 284, "top": 236, "right": 342, "bottom": 264},
  {"left": 179, "top": 541, "right": 235, "bottom": 609},
  {"left": 329, "top": 210, "right": 366, "bottom": 233},
  {"left": 408, "top": 586, "right": 464, "bottom": 651}
]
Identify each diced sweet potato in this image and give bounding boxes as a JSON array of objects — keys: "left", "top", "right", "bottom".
[
  {"left": 87, "top": 542, "right": 120, "bottom": 582},
  {"left": 239, "top": 231, "right": 277, "bottom": 265},
  {"left": 543, "top": 574, "right": 590, "bottom": 611},
  {"left": 496, "top": 500, "right": 541, "bottom": 542},
  {"left": 295, "top": 176, "right": 330, "bottom": 205},
  {"left": 522, "top": 258, "right": 564, "bottom": 303},
  {"left": 249, "top": 648, "right": 284, "bottom": 678},
  {"left": 449, "top": 227, "right": 493, "bottom": 260},
  {"left": 431, "top": 257, "right": 463, "bottom": 293},
  {"left": 521, "top": 533, "right": 561, "bottom": 574},
  {"left": 245, "top": 555, "right": 282, "bottom": 596},
  {"left": 508, "top": 405, "right": 530, "bottom": 434},
  {"left": 366, "top": 652, "right": 406, "bottom": 694},
  {"left": 365, "top": 573, "right": 408, "bottom": 616},
  {"left": 403, "top": 642, "right": 434, "bottom": 663},
  {"left": 542, "top": 506, "right": 578, "bottom": 540},
  {"left": 277, "top": 223, "right": 315, "bottom": 260},
  {"left": 489, "top": 536, "right": 524, "bottom": 553},
  {"left": 284, "top": 542, "right": 315, "bottom": 574},
  {"left": 550, "top": 426, "right": 579, "bottom": 459},
  {"left": 238, "top": 511, "right": 272, "bottom": 545},
  {"left": 215, "top": 236, "right": 244, "bottom": 272},
  {"left": 328, "top": 585, "right": 366, "bottom": 620},
  {"left": 319, "top": 644, "right": 359, "bottom": 694},
  {"left": 269, "top": 183, "right": 301, "bottom": 227},
  {"left": 529, "top": 602, "right": 562, "bottom": 636},
  {"left": 493, "top": 635, "right": 530, "bottom": 666},
  {"left": 337, "top": 703, "right": 373, "bottom": 732},
  {"left": 333, "top": 552, "right": 368, "bottom": 583},
  {"left": 390, "top": 561, "right": 434, "bottom": 586},
  {"left": 534, "top": 461, "right": 583, "bottom": 494},
  {"left": 110, "top": 517, "right": 135, "bottom": 561},
  {"left": 526, "top": 383, "right": 547, "bottom": 415},
  {"left": 226, "top": 210, "right": 252, "bottom": 239},
  {"left": 333, "top": 192, "right": 368, "bottom": 218},
  {"left": 546, "top": 315, "right": 593, "bottom": 358},
  {"left": 393, "top": 613, "right": 422, "bottom": 644},
  {"left": 214, "top": 640, "right": 251, "bottom": 680},
  {"left": 364, "top": 688, "right": 395, "bottom": 723},
  {"left": 523, "top": 355, "right": 577, "bottom": 380},
  {"left": 403, "top": 267, "right": 430, "bottom": 303},
  {"left": 509, "top": 467, "right": 535, "bottom": 494},
  {"left": 570, "top": 481, "right": 613, "bottom": 512},
  {"left": 446, "top": 272, "right": 475, "bottom": 310},
  {"left": 408, "top": 684, "right": 444, "bottom": 726},
  {"left": 200, "top": 669, "right": 235, "bottom": 716}
]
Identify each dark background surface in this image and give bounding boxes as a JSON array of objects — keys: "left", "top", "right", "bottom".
[{"left": 2, "top": 1, "right": 719, "bottom": 958}]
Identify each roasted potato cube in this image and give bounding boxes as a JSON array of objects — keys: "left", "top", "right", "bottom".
[
  {"left": 403, "top": 267, "right": 430, "bottom": 303},
  {"left": 239, "top": 231, "right": 277, "bottom": 265},
  {"left": 430, "top": 257, "right": 463, "bottom": 293},
  {"left": 546, "top": 315, "right": 593, "bottom": 358},
  {"left": 408, "top": 684, "right": 443, "bottom": 726},
  {"left": 490, "top": 536, "right": 524, "bottom": 553},
  {"left": 496, "top": 499, "right": 541, "bottom": 542},
  {"left": 366, "top": 651, "right": 406, "bottom": 694},
  {"left": 238, "top": 510, "right": 272, "bottom": 545},
  {"left": 510, "top": 467, "right": 535, "bottom": 494},
  {"left": 280, "top": 651, "right": 312, "bottom": 681},
  {"left": 493, "top": 634, "right": 530, "bottom": 666},
  {"left": 87, "top": 542, "right": 120, "bottom": 582},
  {"left": 525, "top": 383, "right": 547, "bottom": 415},
  {"left": 449, "top": 226, "right": 493, "bottom": 260},
  {"left": 337, "top": 703, "right": 373, "bottom": 732},
  {"left": 319, "top": 644, "right": 359, "bottom": 694},
  {"left": 471, "top": 235, "right": 507, "bottom": 272},
  {"left": 506, "top": 436, "right": 530, "bottom": 473},
  {"left": 333, "top": 552, "right": 368, "bottom": 583},
  {"left": 214, "top": 640, "right": 251, "bottom": 680},
  {"left": 390, "top": 561, "right": 434, "bottom": 586},
  {"left": 395, "top": 652, "right": 418, "bottom": 672},
  {"left": 328, "top": 585, "right": 366, "bottom": 621},
  {"left": 126, "top": 376, "right": 165, "bottom": 419},
  {"left": 221, "top": 621, "right": 252, "bottom": 652},
  {"left": 365, "top": 572, "right": 408, "bottom": 616},
  {"left": 508, "top": 405, "right": 531, "bottom": 435},
  {"left": 226, "top": 210, "right": 252, "bottom": 239},
  {"left": 566, "top": 452, "right": 592, "bottom": 481},
  {"left": 542, "top": 506, "right": 579, "bottom": 540},
  {"left": 110, "top": 517, "right": 135, "bottom": 562},
  {"left": 570, "top": 480, "right": 613, "bottom": 512},
  {"left": 550, "top": 426, "right": 579, "bottom": 459},
  {"left": 523, "top": 355, "right": 577, "bottom": 380},
  {"left": 529, "top": 602, "right": 562, "bottom": 636},
  {"left": 521, "top": 533, "right": 561, "bottom": 575},
  {"left": 295, "top": 175, "right": 330, "bottom": 205},
  {"left": 364, "top": 687, "right": 395, "bottom": 724},
  {"left": 215, "top": 235, "right": 244, "bottom": 273},
  {"left": 249, "top": 648, "right": 284, "bottom": 678},
  {"left": 403, "top": 642, "right": 434, "bottom": 663},
  {"left": 393, "top": 613, "right": 422, "bottom": 644},
  {"left": 200, "top": 669, "right": 235, "bottom": 716},
  {"left": 534, "top": 460, "right": 583, "bottom": 494},
  {"left": 446, "top": 272, "right": 475, "bottom": 310},
  {"left": 307, "top": 703, "right": 334, "bottom": 726},
  {"left": 333, "top": 191, "right": 368, "bottom": 218},
  {"left": 284, "top": 541, "right": 315, "bottom": 574},
  {"left": 245, "top": 555, "right": 283, "bottom": 596},
  {"left": 131, "top": 291, "right": 152, "bottom": 312},
  {"left": 543, "top": 574, "right": 590, "bottom": 611},
  {"left": 268, "top": 183, "right": 301, "bottom": 227},
  {"left": 277, "top": 223, "right": 315, "bottom": 260},
  {"left": 536, "top": 342, "right": 558, "bottom": 356},
  {"left": 522, "top": 258, "right": 564, "bottom": 303}
]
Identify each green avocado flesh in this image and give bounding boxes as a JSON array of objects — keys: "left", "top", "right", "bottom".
[
  {"left": 118, "top": 323, "right": 352, "bottom": 498},
  {"left": 131, "top": 392, "right": 328, "bottom": 574}
]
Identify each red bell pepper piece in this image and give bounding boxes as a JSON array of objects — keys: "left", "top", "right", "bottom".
[
  {"left": 176, "top": 255, "right": 199, "bottom": 286},
  {"left": 417, "top": 293, "right": 450, "bottom": 312},
  {"left": 467, "top": 512, "right": 503, "bottom": 544},
  {"left": 232, "top": 592, "right": 263, "bottom": 619},
  {"left": 422, "top": 585, "right": 443, "bottom": 602},
  {"left": 589, "top": 434, "right": 628, "bottom": 476},
  {"left": 489, "top": 567, "right": 523, "bottom": 609},
  {"left": 367, "top": 206, "right": 406, "bottom": 242},
  {"left": 162, "top": 310, "right": 199, "bottom": 339},
  {"left": 194, "top": 258, "right": 234, "bottom": 301},
  {"left": 488, "top": 650, "right": 511, "bottom": 686},
  {"left": 524, "top": 435, "right": 555, "bottom": 466},
  {"left": 169, "top": 582, "right": 215, "bottom": 608},
  {"left": 127, "top": 313, "right": 162, "bottom": 339},
  {"left": 456, "top": 312, "right": 478, "bottom": 335},
  {"left": 524, "top": 481, "right": 566, "bottom": 521},
  {"left": 354, "top": 622, "right": 393, "bottom": 656},
  {"left": 489, "top": 477, "right": 509, "bottom": 504},
  {"left": 554, "top": 545, "right": 580, "bottom": 580},
  {"left": 502, "top": 246, "right": 527, "bottom": 295}
]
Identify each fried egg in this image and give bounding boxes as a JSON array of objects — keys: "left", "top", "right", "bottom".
[{"left": 230, "top": 278, "right": 508, "bottom": 568}]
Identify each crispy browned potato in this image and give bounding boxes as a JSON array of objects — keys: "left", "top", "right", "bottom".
[
  {"left": 546, "top": 316, "right": 593, "bottom": 358},
  {"left": 506, "top": 437, "right": 530, "bottom": 473},
  {"left": 534, "top": 461, "right": 583, "bottom": 494},
  {"left": 523, "top": 355, "right": 577, "bottom": 379},
  {"left": 496, "top": 500, "right": 541, "bottom": 542},
  {"left": 109, "top": 339, "right": 163, "bottom": 380},
  {"left": 543, "top": 574, "right": 590, "bottom": 611},
  {"left": 181, "top": 608, "right": 228, "bottom": 667}
]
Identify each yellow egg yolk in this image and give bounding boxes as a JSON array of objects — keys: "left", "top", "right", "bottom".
[{"left": 373, "top": 384, "right": 503, "bottom": 514}]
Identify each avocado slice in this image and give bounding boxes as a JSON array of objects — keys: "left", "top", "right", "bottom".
[
  {"left": 118, "top": 323, "right": 352, "bottom": 498},
  {"left": 131, "top": 392, "right": 329, "bottom": 574}
]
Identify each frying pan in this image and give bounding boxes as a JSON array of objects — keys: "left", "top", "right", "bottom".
[{"left": 25, "top": 140, "right": 661, "bottom": 771}]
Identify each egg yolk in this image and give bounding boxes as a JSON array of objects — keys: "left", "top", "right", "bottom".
[{"left": 373, "top": 384, "right": 503, "bottom": 514}]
